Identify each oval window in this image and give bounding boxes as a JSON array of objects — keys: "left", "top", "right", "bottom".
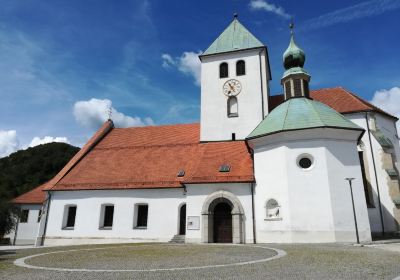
[{"left": 297, "top": 154, "right": 314, "bottom": 170}]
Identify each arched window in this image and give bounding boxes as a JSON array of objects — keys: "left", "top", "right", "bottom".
[
  {"left": 219, "top": 62, "right": 228, "bottom": 78},
  {"left": 266, "top": 199, "right": 281, "bottom": 220},
  {"left": 236, "top": 60, "right": 245, "bottom": 76},
  {"left": 227, "top": 96, "right": 238, "bottom": 117}
]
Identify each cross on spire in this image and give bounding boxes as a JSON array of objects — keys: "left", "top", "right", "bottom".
[{"left": 289, "top": 19, "right": 294, "bottom": 35}]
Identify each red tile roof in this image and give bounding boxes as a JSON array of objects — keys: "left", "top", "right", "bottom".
[
  {"left": 15, "top": 86, "right": 394, "bottom": 200},
  {"left": 13, "top": 182, "right": 48, "bottom": 204},
  {"left": 45, "top": 123, "right": 254, "bottom": 191},
  {"left": 269, "top": 87, "right": 397, "bottom": 119}
]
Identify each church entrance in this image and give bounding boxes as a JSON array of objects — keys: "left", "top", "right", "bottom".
[
  {"left": 179, "top": 204, "right": 186, "bottom": 235},
  {"left": 213, "top": 202, "right": 232, "bottom": 243}
]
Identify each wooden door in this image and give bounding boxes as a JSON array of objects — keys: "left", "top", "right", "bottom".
[{"left": 213, "top": 202, "right": 232, "bottom": 243}]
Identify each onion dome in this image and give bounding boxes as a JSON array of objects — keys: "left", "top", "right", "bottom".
[{"left": 283, "top": 24, "right": 305, "bottom": 70}]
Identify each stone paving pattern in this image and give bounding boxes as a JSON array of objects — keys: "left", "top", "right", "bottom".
[{"left": 1, "top": 243, "right": 400, "bottom": 279}]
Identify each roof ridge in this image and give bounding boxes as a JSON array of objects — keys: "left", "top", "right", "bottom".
[
  {"left": 114, "top": 122, "right": 200, "bottom": 130},
  {"left": 95, "top": 143, "right": 199, "bottom": 150},
  {"left": 340, "top": 87, "right": 397, "bottom": 118},
  {"left": 307, "top": 98, "right": 327, "bottom": 126},
  {"left": 44, "top": 120, "right": 114, "bottom": 191},
  {"left": 281, "top": 99, "right": 291, "bottom": 130}
]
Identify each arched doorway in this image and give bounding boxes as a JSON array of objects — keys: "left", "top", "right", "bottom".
[
  {"left": 179, "top": 204, "right": 186, "bottom": 235},
  {"left": 201, "top": 190, "right": 245, "bottom": 244},
  {"left": 213, "top": 202, "right": 232, "bottom": 243}
]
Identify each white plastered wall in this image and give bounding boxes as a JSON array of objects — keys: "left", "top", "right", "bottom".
[
  {"left": 5, "top": 204, "right": 42, "bottom": 245},
  {"left": 251, "top": 129, "right": 371, "bottom": 243},
  {"left": 346, "top": 112, "right": 400, "bottom": 234},
  {"left": 185, "top": 183, "right": 254, "bottom": 243},
  {"left": 200, "top": 48, "right": 270, "bottom": 141},
  {"left": 44, "top": 189, "right": 186, "bottom": 246}
]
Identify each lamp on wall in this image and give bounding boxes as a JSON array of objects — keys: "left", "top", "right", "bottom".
[{"left": 345, "top": 177, "right": 360, "bottom": 244}]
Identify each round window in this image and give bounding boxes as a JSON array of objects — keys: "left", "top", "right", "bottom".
[{"left": 297, "top": 154, "right": 314, "bottom": 170}]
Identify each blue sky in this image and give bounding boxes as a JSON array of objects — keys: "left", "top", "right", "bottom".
[{"left": 0, "top": 0, "right": 399, "bottom": 156}]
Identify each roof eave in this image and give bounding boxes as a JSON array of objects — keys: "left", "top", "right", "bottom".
[
  {"left": 246, "top": 126, "right": 365, "bottom": 141},
  {"left": 199, "top": 46, "right": 266, "bottom": 61}
]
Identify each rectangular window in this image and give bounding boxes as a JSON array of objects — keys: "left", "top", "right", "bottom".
[
  {"left": 293, "top": 79, "right": 302, "bottom": 96},
  {"left": 103, "top": 205, "right": 114, "bottom": 228},
  {"left": 20, "top": 209, "right": 29, "bottom": 223},
  {"left": 66, "top": 206, "right": 77, "bottom": 228},
  {"left": 37, "top": 210, "right": 42, "bottom": 223},
  {"left": 62, "top": 205, "right": 77, "bottom": 229},
  {"left": 358, "top": 151, "right": 374, "bottom": 208},
  {"left": 136, "top": 205, "right": 148, "bottom": 228}
]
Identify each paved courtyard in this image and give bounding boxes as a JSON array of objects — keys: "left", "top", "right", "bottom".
[{"left": 1, "top": 243, "right": 400, "bottom": 279}]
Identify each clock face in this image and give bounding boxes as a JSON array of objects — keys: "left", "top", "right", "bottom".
[{"left": 223, "top": 79, "right": 242, "bottom": 96}]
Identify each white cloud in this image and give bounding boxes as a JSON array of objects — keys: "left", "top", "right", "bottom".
[
  {"left": 300, "top": 0, "right": 400, "bottom": 31},
  {"left": 161, "top": 54, "right": 175, "bottom": 68},
  {"left": 28, "top": 136, "right": 69, "bottom": 148},
  {"left": 370, "top": 87, "right": 400, "bottom": 132},
  {"left": 249, "top": 0, "right": 291, "bottom": 19},
  {"left": 73, "top": 98, "right": 154, "bottom": 129},
  {"left": 161, "top": 51, "right": 201, "bottom": 85},
  {"left": 0, "top": 130, "right": 19, "bottom": 158}
]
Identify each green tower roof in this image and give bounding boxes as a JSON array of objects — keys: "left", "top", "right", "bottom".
[
  {"left": 247, "top": 98, "right": 362, "bottom": 139},
  {"left": 202, "top": 17, "right": 264, "bottom": 56},
  {"left": 283, "top": 33, "right": 305, "bottom": 70}
]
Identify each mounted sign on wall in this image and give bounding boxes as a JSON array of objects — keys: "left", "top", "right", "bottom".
[{"left": 187, "top": 216, "right": 200, "bottom": 230}]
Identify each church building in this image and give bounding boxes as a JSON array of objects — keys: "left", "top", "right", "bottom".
[{"left": 9, "top": 16, "right": 400, "bottom": 245}]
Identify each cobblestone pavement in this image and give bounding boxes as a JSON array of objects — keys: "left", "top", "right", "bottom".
[{"left": 1, "top": 243, "right": 400, "bottom": 279}]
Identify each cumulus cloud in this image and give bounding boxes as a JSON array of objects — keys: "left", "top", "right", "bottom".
[
  {"left": 73, "top": 98, "right": 154, "bottom": 129},
  {"left": 249, "top": 0, "right": 291, "bottom": 19},
  {"left": 0, "top": 130, "right": 19, "bottom": 158},
  {"left": 370, "top": 87, "right": 400, "bottom": 132},
  {"left": 28, "top": 136, "right": 69, "bottom": 148},
  {"left": 162, "top": 51, "right": 201, "bottom": 85}
]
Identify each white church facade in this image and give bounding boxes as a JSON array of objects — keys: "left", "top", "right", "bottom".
[{"left": 8, "top": 17, "right": 400, "bottom": 245}]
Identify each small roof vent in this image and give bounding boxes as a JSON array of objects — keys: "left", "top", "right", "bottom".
[
  {"left": 177, "top": 169, "right": 185, "bottom": 177},
  {"left": 219, "top": 164, "right": 231, "bottom": 172}
]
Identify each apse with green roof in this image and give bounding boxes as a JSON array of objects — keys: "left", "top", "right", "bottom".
[{"left": 247, "top": 98, "right": 363, "bottom": 139}]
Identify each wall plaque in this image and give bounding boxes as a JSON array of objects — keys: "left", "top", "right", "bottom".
[{"left": 187, "top": 216, "right": 200, "bottom": 230}]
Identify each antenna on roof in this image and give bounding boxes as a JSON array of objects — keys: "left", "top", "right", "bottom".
[{"left": 107, "top": 106, "right": 112, "bottom": 121}]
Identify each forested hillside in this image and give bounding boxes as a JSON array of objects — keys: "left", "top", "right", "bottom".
[{"left": 0, "top": 142, "right": 79, "bottom": 200}]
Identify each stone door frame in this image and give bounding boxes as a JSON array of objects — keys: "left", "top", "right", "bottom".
[{"left": 201, "top": 190, "right": 245, "bottom": 243}]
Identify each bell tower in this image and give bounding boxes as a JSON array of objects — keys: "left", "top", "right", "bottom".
[
  {"left": 199, "top": 15, "right": 271, "bottom": 142},
  {"left": 281, "top": 23, "right": 311, "bottom": 100}
]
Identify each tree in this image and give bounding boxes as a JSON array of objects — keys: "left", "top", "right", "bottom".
[{"left": 0, "top": 142, "right": 79, "bottom": 237}]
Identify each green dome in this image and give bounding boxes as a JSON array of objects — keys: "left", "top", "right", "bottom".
[
  {"left": 283, "top": 35, "right": 305, "bottom": 70},
  {"left": 247, "top": 98, "right": 362, "bottom": 139}
]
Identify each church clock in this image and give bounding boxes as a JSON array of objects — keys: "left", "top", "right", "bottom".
[{"left": 223, "top": 79, "right": 242, "bottom": 96}]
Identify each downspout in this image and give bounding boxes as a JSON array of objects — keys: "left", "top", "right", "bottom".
[
  {"left": 12, "top": 206, "right": 20, "bottom": 245},
  {"left": 251, "top": 182, "right": 256, "bottom": 244},
  {"left": 246, "top": 141, "right": 257, "bottom": 244},
  {"left": 365, "top": 112, "right": 385, "bottom": 234},
  {"left": 258, "top": 49, "right": 265, "bottom": 119},
  {"left": 40, "top": 191, "right": 52, "bottom": 246}
]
